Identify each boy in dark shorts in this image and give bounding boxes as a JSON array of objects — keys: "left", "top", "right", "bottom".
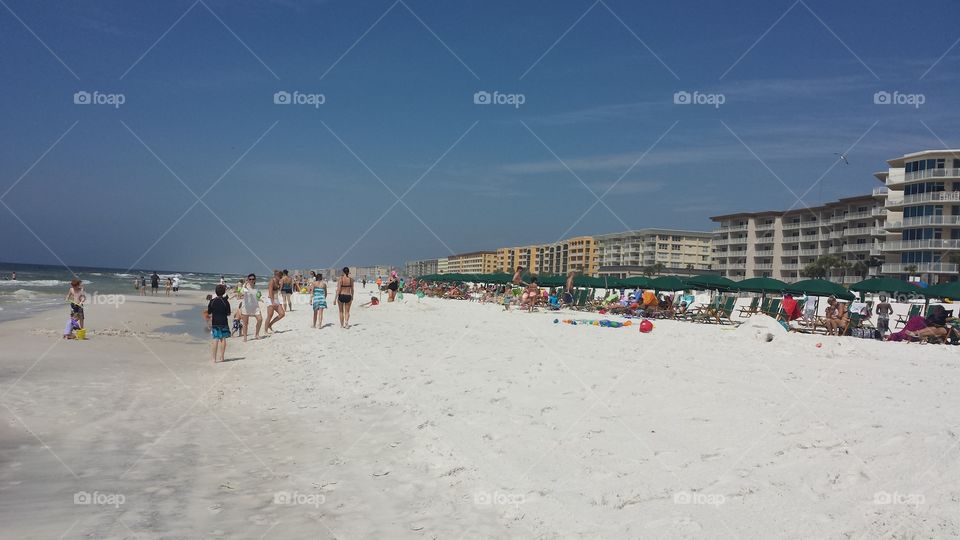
[{"left": 207, "top": 285, "right": 231, "bottom": 363}]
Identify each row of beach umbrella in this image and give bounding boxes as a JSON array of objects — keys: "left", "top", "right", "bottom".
[{"left": 415, "top": 273, "right": 958, "bottom": 301}]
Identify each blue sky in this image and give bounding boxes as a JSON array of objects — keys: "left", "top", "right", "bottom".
[{"left": 2, "top": 0, "right": 959, "bottom": 273}]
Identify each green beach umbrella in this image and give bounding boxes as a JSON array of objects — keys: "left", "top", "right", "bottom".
[
  {"left": 535, "top": 274, "right": 567, "bottom": 288},
  {"left": 620, "top": 275, "right": 653, "bottom": 288},
  {"left": 650, "top": 275, "right": 688, "bottom": 292},
  {"left": 785, "top": 279, "right": 855, "bottom": 301},
  {"left": 685, "top": 274, "right": 738, "bottom": 291},
  {"left": 735, "top": 277, "right": 789, "bottom": 294},
  {"left": 849, "top": 277, "right": 922, "bottom": 296},
  {"left": 921, "top": 281, "right": 960, "bottom": 300}
]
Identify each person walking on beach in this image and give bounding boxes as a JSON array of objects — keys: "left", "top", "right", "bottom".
[
  {"left": 311, "top": 272, "right": 327, "bottom": 329},
  {"left": 265, "top": 270, "right": 285, "bottom": 333},
  {"left": 66, "top": 278, "right": 86, "bottom": 328},
  {"left": 139, "top": 275, "right": 147, "bottom": 296},
  {"left": 172, "top": 275, "right": 180, "bottom": 295},
  {"left": 335, "top": 267, "right": 354, "bottom": 329},
  {"left": 281, "top": 269, "right": 294, "bottom": 312},
  {"left": 150, "top": 272, "right": 160, "bottom": 295},
  {"left": 207, "top": 285, "right": 231, "bottom": 363},
  {"left": 386, "top": 271, "right": 399, "bottom": 302},
  {"left": 563, "top": 270, "right": 576, "bottom": 305},
  {"left": 165, "top": 277, "right": 173, "bottom": 296},
  {"left": 362, "top": 278, "right": 367, "bottom": 289},
  {"left": 240, "top": 274, "right": 263, "bottom": 341}
]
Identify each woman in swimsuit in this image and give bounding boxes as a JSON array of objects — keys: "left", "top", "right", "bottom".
[
  {"left": 386, "top": 271, "right": 399, "bottom": 302},
  {"left": 311, "top": 272, "right": 327, "bottom": 329},
  {"left": 281, "top": 269, "right": 294, "bottom": 312},
  {"left": 335, "top": 266, "right": 354, "bottom": 329}
]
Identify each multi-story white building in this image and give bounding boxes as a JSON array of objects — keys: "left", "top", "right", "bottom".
[
  {"left": 594, "top": 229, "right": 713, "bottom": 278},
  {"left": 711, "top": 194, "right": 890, "bottom": 284},
  {"left": 876, "top": 150, "right": 960, "bottom": 283},
  {"left": 405, "top": 258, "right": 439, "bottom": 278}
]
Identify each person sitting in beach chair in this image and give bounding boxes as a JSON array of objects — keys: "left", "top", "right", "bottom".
[
  {"left": 888, "top": 305, "right": 949, "bottom": 342},
  {"left": 822, "top": 296, "right": 848, "bottom": 336}
]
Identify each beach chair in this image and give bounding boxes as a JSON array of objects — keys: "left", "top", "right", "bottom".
[
  {"left": 894, "top": 305, "right": 921, "bottom": 329},
  {"left": 709, "top": 297, "right": 738, "bottom": 325},
  {"left": 737, "top": 297, "right": 759, "bottom": 317},
  {"left": 761, "top": 299, "right": 782, "bottom": 319},
  {"left": 572, "top": 289, "right": 590, "bottom": 311}
]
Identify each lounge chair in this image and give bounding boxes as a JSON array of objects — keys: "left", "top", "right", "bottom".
[
  {"left": 761, "top": 299, "right": 782, "bottom": 319},
  {"left": 737, "top": 297, "right": 760, "bottom": 317},
  {"left": 894, "top": 305, "right": 921, "bottom": 329}
]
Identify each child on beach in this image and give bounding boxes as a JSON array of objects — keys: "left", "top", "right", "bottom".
[
  {"left": 63, "top": 312, "right": 81, "bottom": 339},
  {"left": 65, "top": 279, "right": 86, "bottom": 328},
  {"left": 207, "top": 285, "right": 231, "bottom": 363},
  {"left": 360, "top": 295, "right": 380, "bottom": 308},
  {"left": 311, "top": 272, "right": 327, "bottom": 329},
  {"left": 231, "top": 302, "right": 244, "bottom": 337}
]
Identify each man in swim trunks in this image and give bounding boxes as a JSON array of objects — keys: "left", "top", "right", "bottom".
[
  {"left": 335, "top": 266, "right": 354, "bottom": 329},
  {"left": 280, "top": 269, "right": 294, "bottom": 312},
  {"left": 151, "top": 272, "right": 160, "bottom": 295},
  {"left": 265, "top": 270, "right": 285, "bottom": 333}
]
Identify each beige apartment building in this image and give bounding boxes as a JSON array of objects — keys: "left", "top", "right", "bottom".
[
  {"left": 711, "top": 194, "right": 892, "bottom": 284},
  {"left": 496, "top": 236, "right": 598, "bottom": 275},
  {"left": 404, "top": 258, "right": 438, "bottom": 278},
  {"left": 594, "top": 229, "right": 713, "bottom": 278},
  {"left": 445, "top": 251, "right": 498, "bottom": 275},
  {"left": 876, "top": 150, "right": 960, "bottom": 282}
]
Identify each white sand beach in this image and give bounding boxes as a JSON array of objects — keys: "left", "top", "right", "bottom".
[{"left": 2, "top": 292, "right": 959, "bottom": 538}]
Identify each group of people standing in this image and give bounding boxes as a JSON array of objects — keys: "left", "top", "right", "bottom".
[{"left": 204, "top": 267, "right": 362, "bottom": 363}]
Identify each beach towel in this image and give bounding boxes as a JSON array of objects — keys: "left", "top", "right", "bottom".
[
  {"left": 887, "top": 316, "right": 928, "bottom": 342},
  {"left": 782, "top": 296, "right": 802, "bottom": 321},
  {"left": 312, "top": 287, "right": 327, "bottom": 310}
]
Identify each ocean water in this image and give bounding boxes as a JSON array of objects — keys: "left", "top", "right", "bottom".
[{"left": 0, "top": 262, "right": 246, "bottom": 324}]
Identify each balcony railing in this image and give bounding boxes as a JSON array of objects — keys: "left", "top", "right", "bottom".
[
  {"left": 727, "top": 236, "right": 749, "bottom": 244},
  {"left": 782, "top": 222, "right": 803, "bottom": 230},
  {"left": 873, "top": 186, "right": 889, "bottom": 197},
  {"left": 899, "top": 191, "right": 960, "bottom": 206},
  {"left": 883, "top": 239, "right": 960, "bottom": 251},
  {"left": 754, "top": 263, "right": 773, "bottom": 270},
  {"left": 871, "top": 207, "right": 886, "bottom": 216},
  {"left": 844, "top": 243, "right": 874, "bottom": 252},
  {"left": 886, "top": 216, "right": 960, "bottom": 229},
  {"left": 782, "top": 236, "right": 801, "bottom": 242},
  {"left": 756, "top": 237, "right": 775, "bottom": 244},
  {"left": 904, "top": 168, "right": 960, "bottom": 181},
  {"left": 781, "top": 263, "right": 801, "bottom": 270},
  {"left": 798, "top": 248, "right": 821, "bottom": 256},
  {"left": 754, "top": 223, "right": 775, "bottom": 230},
  {"left": 845, "top": 212, "right": 872, "bottom": 221},
  {"left": 844, "top": 228, "right": 873, "bottom": 236},
  {"left": 882, "top": 262, "right": 960, "bottom": 274}
]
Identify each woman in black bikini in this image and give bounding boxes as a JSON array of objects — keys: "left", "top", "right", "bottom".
[{"left": 335, "top": 266, "right": 354, "bottom": 329}]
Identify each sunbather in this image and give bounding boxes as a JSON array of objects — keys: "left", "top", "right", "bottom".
[{"left": 888, "top": 305, "right": 948, "bottom": 342}]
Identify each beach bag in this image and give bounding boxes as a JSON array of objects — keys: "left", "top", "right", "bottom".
[{"left": 851, "top": 328, "right": 878, "bottom": 339}]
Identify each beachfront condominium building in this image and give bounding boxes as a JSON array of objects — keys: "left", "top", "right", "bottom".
[
  {"left": 710, "top": 194, "right": 891, "bottom": 284},
  {"left": 405, "top": 258, "right": 439, "bottom": 278},
  {"left": 594, "top": 229, "right": 713, "bottom": 278},
  {"left": 445, "top": 251, "right": 498, "bottom": 275},
  {"left": 876, "top": 150, "right": 960, "bottom": 283},
  {"left": 436, "top": 257, "right": 449, "bottom": 274},
  {"left": 496, "top": 236, "right": 599, "bottom": 276}
]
